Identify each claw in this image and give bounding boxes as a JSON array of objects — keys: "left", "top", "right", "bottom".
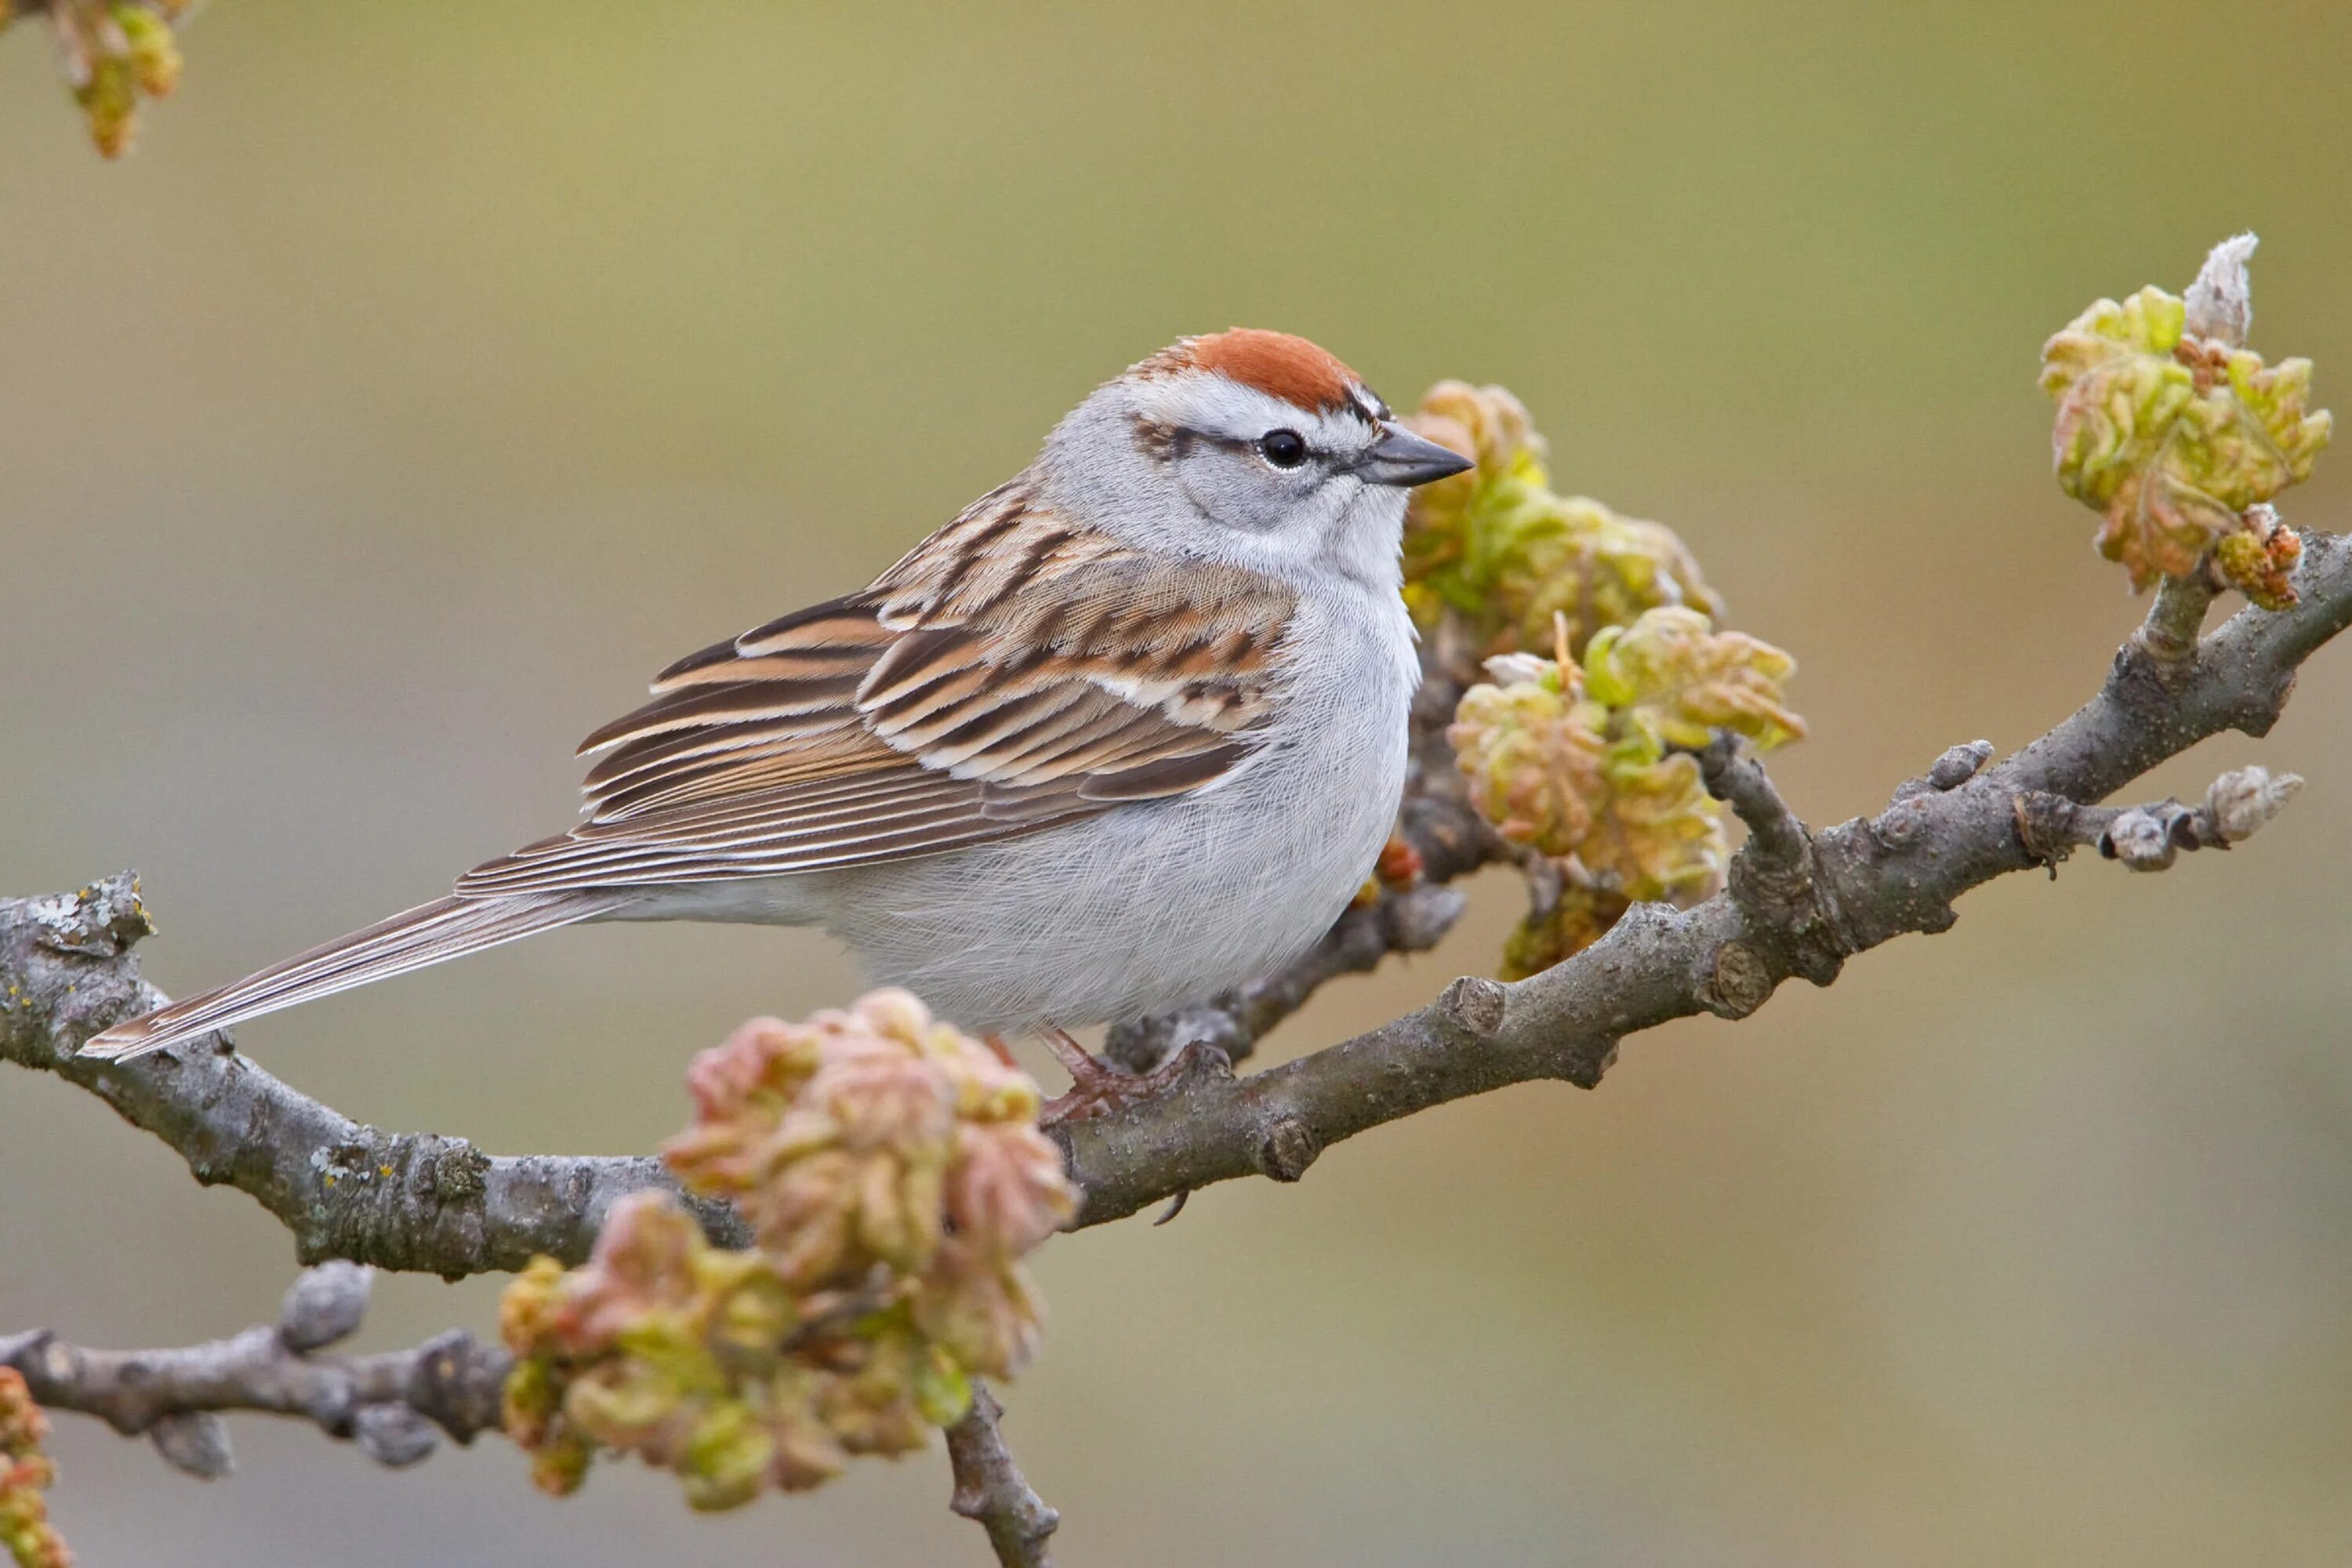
[{"left": 1039, "top": 1030, "right": 1231, "bottom": 1127}]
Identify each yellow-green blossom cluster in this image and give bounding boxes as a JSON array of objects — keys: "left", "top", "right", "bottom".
[
  {"left": 1402, "top": 382, "right": 1721, "bottom": 658},
  {"left": 2042, "top": 277, "right": 2329, "bottom": 595},
  {"left": 9, "top": 0, "right": 189, "bottom": 158},
  {"left": 0, "top": 1369, "right": 68, "bottom": 1568},
  {"left": 1583, "top": 607, "right": 1803, "bottom": 753},
  {"left": 1450, "top": 608, "right": 1804, "bottom": 978},
  {"left": 502, "top": 991, "right": 1075, "bottom": 1511},
  {"left": 1405, "top": 378, "right": 1805, "bottom": 977}
]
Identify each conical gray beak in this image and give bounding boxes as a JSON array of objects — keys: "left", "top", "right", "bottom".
[{"left": 1352, "top": 423, "right": 1475, "bottom": 488}]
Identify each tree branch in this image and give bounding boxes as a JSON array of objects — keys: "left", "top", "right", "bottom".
[
  {"left": 0, "top": 883, "right": 746, "bottom": 1272},
  {"left": 5, "top": 532, "right": 2350, "bottom": 1261},
  {"left": 2012, "top": 764, "right": 2302, "bottom": 872},
  {"left": 11, "top": 1258, "right": 1065, "bottom": 1568},
  {"left": 945, "top": 1382, "right": 1060, "bottom": 1568},
  {"left": 0, "top": 1265, "right": 508, "bottom": 1477}
]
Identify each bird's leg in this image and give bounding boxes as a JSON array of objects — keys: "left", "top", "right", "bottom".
[
  {"left": 982, "top": 1033, "right": 1020, "bottom": 1069},
  {"left": 1038, "top": 1028, "right": 1098, "bottom": 1082},
  {"left": 1037, "top": 1026, "right": 1231, "bottom": 1127}
]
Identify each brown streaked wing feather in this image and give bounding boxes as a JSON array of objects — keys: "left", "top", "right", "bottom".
[
  {"left": 575, "top": 674, "right": 862, "bottom": 755},
  {"left": 456, "top": 772, "right": 992, "bottom": 894},
  {"left": 1078, "top": 741, "right": 1255, "bottom": 801},
  {"left": 655, "top": 599, "right": 894, "bottom": 687},
  {"left": 454, "top": 492, "right": 1295, "bottom": 900}
]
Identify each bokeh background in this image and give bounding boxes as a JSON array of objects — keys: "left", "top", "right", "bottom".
[{"left": 6, "top": 2, "right": 2352, "bottom": 1563}]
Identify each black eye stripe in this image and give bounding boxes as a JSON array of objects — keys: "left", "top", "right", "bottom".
[
  {"left": 1171, "top": 427, "right": 1257, "bottom": 458},
  {"left": 1167, "top": 426, "right": 1319, "bottom": 466}
]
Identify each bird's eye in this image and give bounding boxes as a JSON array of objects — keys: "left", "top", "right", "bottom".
[{"left": 1258, "top": 429, "right": 1308, "bottom": 469}]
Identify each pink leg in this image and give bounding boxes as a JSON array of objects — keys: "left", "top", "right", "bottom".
[{"left": 1038, "top": 1027, "right": 1230, "bottom": 1127}]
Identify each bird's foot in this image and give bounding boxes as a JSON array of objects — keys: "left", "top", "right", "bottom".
[{"left": 1039, "top": 1028, "right": 1230, "bottom": 1127}]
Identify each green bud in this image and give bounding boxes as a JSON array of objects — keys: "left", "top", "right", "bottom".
[
  {"left": 913, "top": 1345, "right": 975, "bottom": 1428},
  {"left": 526, "top": 1432, "right": 594, "bottom": 1498},
  {"left": 1582, "top": 748, "right": 1730, "bottom": 905},
  {"left": 1450, "top": 607, "right": 1784, "bottom": 915},
  {"left": 113, "top": 4, "right": 180, "bottom": 96},
  {"left": 1400, "top": 383, "right": 1721, "bottom": 657},
  {"left": 681, "top": 1403, "right": 775, "bottom": 1512},
  {"left": 1448, "top": 652, "right": 1607, "bottom": 858},
  {"left": 1581, "top": 606, "right": 1803, "bottom": 753},
  {"left": 1501, "top": 884, "right": 1632, "bottom": 981},
  {"left": 75, "top": 54, "right": 140, "bottom": 159},
  {"left": 2212, "top": 502, "right": 2303, "bottom": 612}
]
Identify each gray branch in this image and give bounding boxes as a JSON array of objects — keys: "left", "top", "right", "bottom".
[
  {"left": 11, "top": 1261, "right": 1062, "bottom": 1568},
  {"left": 0, "top": 1264, "right": 509, "bottom": 1476},
  {"left": 2013, "top": 764, "right": 2303, "bottom": 872},
  {"left": 5, "top": 532, "right": 2350, "bottom": 1261},
  {"left": 946, "top": 1382, "right": 1060, "bottom": 1568},
  {"left": 0, "top": 880, "right": 746, "bottom": 1272}
]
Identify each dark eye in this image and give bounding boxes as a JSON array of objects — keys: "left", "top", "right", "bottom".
[{"left": 1258, "top": 429, "right": 1308, "bottom": 469}]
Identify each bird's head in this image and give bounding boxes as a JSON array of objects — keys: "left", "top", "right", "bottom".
[{"left": 1038, "top": 328, "right": 1472, "bottom": 590}]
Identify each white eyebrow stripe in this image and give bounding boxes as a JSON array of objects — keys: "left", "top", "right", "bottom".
[{"left": 1129, "top": 368, "right": 1387, "bottom": 469}]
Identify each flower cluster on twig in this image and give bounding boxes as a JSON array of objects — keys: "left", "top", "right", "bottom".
[
  {"left": 2041, "top": 234, "right": 2332, "bottom": 602},
  {"left": 1400, "top": 384, "right": 1806, "bottom": 978},
  {"left": 500, "top": 991, "right": 1076, "bottom": 1509}
]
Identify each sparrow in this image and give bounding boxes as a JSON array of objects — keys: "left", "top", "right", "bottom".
[{"left": 82, "top": 329, "right": 1473, "bottom": 1095}]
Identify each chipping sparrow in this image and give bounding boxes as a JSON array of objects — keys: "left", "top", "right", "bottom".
[{"left": 83, "top": 330, "right": 1472, "bottom": 1090}]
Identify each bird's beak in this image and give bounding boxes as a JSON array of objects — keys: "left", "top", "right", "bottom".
[{"left": 1352, "top": 423, "right": 1476, "bottom": 488}]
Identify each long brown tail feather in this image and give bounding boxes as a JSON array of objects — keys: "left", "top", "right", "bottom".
[{"left": 78, "top": 891, "right": 631, "bottom": 1062}]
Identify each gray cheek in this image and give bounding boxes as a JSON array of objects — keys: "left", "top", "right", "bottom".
[{"left": 1177, "top": 450, "right": 1315, "bottom": 534}]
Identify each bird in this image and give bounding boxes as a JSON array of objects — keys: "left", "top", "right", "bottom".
[{"left": 81, "top": 329, "right": 1473, "bottom": 1103}]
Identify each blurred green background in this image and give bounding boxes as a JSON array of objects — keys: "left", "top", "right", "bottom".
[{"left": 6, "top": 2, "right": 2352, "bottom": 1563}]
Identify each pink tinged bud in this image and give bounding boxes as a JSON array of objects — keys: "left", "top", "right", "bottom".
[
  {"left": 849, "top": 986, "right": 935, "bottom": 1044},
  {"left": 947, "top": 1123, "right": 1076, "bottom": 1257},
  {"left": 2205, "top": 766, "right": 2303, "bottom": 844},
  {"left": 2184, "top": 234, "right": 2258, "bottom": 349}
]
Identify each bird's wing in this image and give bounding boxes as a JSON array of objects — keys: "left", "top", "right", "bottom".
[{"left": 453, "top": 488, "right": 1295, "bottom": 896}]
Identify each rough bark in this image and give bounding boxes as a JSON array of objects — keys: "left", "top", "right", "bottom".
[
  {"left": 0, "top": 1264, "right": 507, "bottom": 1476},
  {"left": 945, "top": 1383, "right": 1060, "bottom": 1568}
]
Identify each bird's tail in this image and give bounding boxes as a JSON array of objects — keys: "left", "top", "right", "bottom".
[{"left": 78, "top": 890, "right": 632, "bottom": 1062}]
